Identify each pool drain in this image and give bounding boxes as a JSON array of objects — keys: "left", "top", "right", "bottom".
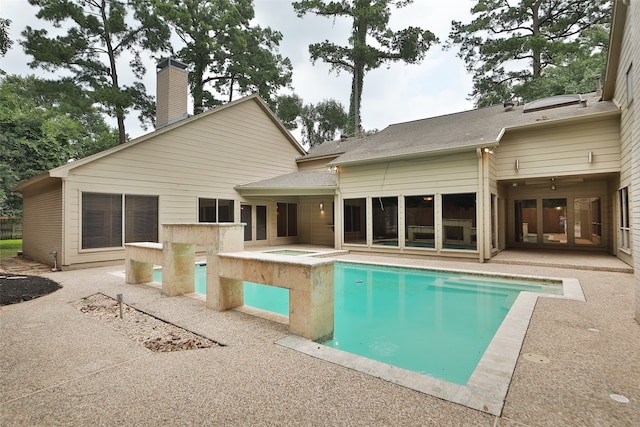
[
  {"left": 610, "top": 394, "right": 629, "bottom": 403},
  {"left": 522, "top": 353, "right": 550, "bottom": 364}
]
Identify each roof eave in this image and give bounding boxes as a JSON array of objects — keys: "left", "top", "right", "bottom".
[
  {"left": 235, "top": 186, "right": 337, "bottom": 197},
  {"left": 12, "top": 170, "right": 55, "bottom": 193},
  {"left": 329, "top": 141, "right": 496, "bottom": 167},
  {"left": 603, "top": 1, "right": 628, "bottom": 100},
  {"left": 504, "top": 108, "right": 621, "bottom": 133}
]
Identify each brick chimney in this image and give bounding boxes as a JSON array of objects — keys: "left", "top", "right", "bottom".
[{"left": 156, "top": 58, "right": 188, "bottom": 129}]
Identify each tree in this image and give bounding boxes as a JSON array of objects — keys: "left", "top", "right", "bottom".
[
  {"left": 274, "top": 94, "right": 348, "bottom": 147},
  {"left": 293, "top": 0, "right": 437, "bottom": 136},
  {"left": 22, "top": 0, "right": 171, "bottom": 143},
  {"left": 0, "top": 18, "right": 12, "bottom": 56},
  {"left": 448, "top": 0, "right": 612, "bottom": 107},
  {"left": 154, "top": 0, "right": 292, "bottom": 113},
  {"left": 517, "top": 25, "right": 610, "bottom": 101},
  {"left": 0, "top": 74, "right": 118, "bottom": 216},
  {"left": 306, "top": 99, "right": 349, "bottom": 146},
  {"left": 274, "top": 94, "right": 304, "bottom": 130}
]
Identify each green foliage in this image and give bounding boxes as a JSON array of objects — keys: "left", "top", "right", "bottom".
[
  {"left": 0, "top": 18, "right": 12, "bottom": 57},
  {"left": 0, "top": 74, "right": 118, "bottom": 215},
  {"left": 448, "top": 0, "right": 612, "bottom": 107},
  {"left": 274, "top": 94, "right": 348, "bottom": 147},
  {"left": 274, "top": 94, "right": 304, "bottom": 130},
  {"left": 22, "top": 0, "right": 171, "bottom": 143},
  {"left": 154, "top": 0, "right": 292, "bottom": 112},
  {"left": 293, "top": 0, "right": 437, "bottom": 135}
]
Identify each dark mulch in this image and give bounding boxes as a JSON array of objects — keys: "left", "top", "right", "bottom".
[{"left": 0, "top": 274, "right": 62, "bottom": 305}]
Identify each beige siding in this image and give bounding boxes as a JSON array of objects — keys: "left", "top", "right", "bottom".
[
  {"left": 494, "top": 116, "right": 620, "bottom": 180},
  {"left": 62, "top": 99, "right": 302, "bottom": 266},
  {"left": 339, "top": 151, "right": 479, "bottom": 197},
  {"left": 21, "top": 181, "right": 63, "bottom": 268},
  {"left": 297, "top": 158, "right": 335, "bottom": 171},
  {"left": 613, "top": 3, "right": 640, "bottom": 320}
]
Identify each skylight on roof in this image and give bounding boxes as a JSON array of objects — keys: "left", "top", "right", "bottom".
[{"left": 523, "top": 94, "right": 582, "bottom": 113}]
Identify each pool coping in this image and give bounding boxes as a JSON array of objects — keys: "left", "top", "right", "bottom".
[
  {"left": 276, "top": 262, "right": 585, "bottom": 417},
  {"left": 117, "top": 259, "right": 585, "bottom": 416}
]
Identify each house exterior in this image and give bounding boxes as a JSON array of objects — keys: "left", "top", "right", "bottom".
[
  {"left": 13, "top": 0, "right": 639, "bottom": 324},
  {"left": 14, "top": 88, "right": 307, "bottom": 269},
  {"left": 601, "top": 0, "right": 639, "bottom": 322}
]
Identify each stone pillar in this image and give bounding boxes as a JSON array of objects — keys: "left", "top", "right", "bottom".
[
  {"left": 205, "top": 224, "right": 245, "bottom": 310},
  {"left": 126, "top": 259, "right": 154, "bottom": 284},
  {"left": 162, "top": 242, "right": 195, "bottom": 296},
  {"left": 289, "top": 262, "right": 334, "bottom": 342}
]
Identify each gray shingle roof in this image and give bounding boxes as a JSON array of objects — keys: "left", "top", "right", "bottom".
[
  {"left": 297, "top": 137, "right": 363, "bottom": 161},
  {"left": 236, "top": 170, "right": 336, "bottom": 189},
  {"left": 330, "top": 93, "right": 619, "bottom": 166}
]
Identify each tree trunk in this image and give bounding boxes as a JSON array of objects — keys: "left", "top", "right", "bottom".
[
  {"left": 347, "top": 4, "right": 368, "bottom": 137},
  {"left": 531, "top": 1, "right": 542, "bottom": 77},
  {"left": 101, "top": 0, "right": 126, "bottom": 144}
]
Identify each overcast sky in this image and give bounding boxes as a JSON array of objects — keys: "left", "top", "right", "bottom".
[{"left": 0, "top": 0, "right": 475, "bottom": 140}]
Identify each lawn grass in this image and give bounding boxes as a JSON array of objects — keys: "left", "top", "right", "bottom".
[{"left": 0, "top": 239, "right": 22, "bottom": 258}]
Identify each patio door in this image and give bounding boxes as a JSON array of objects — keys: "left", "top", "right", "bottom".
[
  {"left": 240, "top": 204, "right": 268, "bottom": 243},
  {"left": 514, "top": 196, "right": 602, "bottom": 247}
]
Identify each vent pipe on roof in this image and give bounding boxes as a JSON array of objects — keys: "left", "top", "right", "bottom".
[
  {"left": 503, "top": 101, "right": 515, "bottom": 112},
  {"left": 595, "top": 74, "right": 602, "bottom": 97},
  {"left": 156, "top": 58, "right": 189, "bottom": 129}
]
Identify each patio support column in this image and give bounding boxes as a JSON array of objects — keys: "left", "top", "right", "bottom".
[
  {"left": 162, "top": 242, "right": 195, "bottom": 296},
  {"left": 205, "top": 224, "right": 244, "bottom": 310}
]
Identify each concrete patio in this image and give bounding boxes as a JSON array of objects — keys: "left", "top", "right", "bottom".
[{"left": 1, "top": 251, "right": 638, "bottom": 426}]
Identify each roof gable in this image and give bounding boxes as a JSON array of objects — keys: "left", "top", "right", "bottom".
[{"left": 15, "top": 95, "right": 305, "bottom": 191}]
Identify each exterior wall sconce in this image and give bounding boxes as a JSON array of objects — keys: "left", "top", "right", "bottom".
[
  {"left": 320, "top": 202, "right": 324, "bottom": 212},
  {"left": 515, "top": 159, "right": 520, "bottom": 170},
  {"left": 588, "top": 151, "right": 593, "bottom": 163}
]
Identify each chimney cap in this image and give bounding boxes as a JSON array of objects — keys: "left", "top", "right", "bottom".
[{"left": 157, "top": 58, "right": 188, "bottom": 71}]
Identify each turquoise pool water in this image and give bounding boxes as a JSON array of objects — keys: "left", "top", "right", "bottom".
[{"left": 153, "top": 262, "right": 561, "bottom": 385}]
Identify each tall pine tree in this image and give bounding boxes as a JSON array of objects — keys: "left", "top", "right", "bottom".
[
  {"left": 448, "top": 0, "right": 612, "bottom": 106},
  {"left": 23, "top": 0, "right": 171, "bottom": 143},
  {"left": 293, "top": 0, "right": 437, "bottom": 136}
]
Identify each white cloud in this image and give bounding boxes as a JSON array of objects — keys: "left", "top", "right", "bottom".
[{"left": 1, "top": 0, "right": 475, "bottom": 139}]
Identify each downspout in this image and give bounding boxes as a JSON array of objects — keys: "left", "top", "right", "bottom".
[
  {"left": 477, "top": 148, "right": 485, "bottom": 263},
  {"left": 334, "top": 167, "right": 342, "bottom": 250}
]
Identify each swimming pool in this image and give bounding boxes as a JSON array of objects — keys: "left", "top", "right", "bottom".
[{"left": 153, "top": 261, "right": 562, "bottom": 385}]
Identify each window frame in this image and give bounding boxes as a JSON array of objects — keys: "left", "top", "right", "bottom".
[
  {"left": 619, "top": 187, "right": 631, "bottom": 251},
  {"left": 81, "top": 192, "right": 159, "bottom": 250}
]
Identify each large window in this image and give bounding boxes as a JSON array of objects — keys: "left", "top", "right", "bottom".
[
  {"left": 256, "top": 205, "right": 267, "bottom": 240},
  {"left": 515, "top": 199, "right": 537, "bottom": 243},
  {"left": 277, "top": 202, "right": 297, "bottom": 237},
  {"left": 442, "top": 193, "right": 476, "bottom": 250},
  {"left": 125, "top": 195, "right": 158, "bottom": 243},
  {"left": 405, "top": 195, "right": 434, "bottom": 248},
  {"left": 620, "top": 187, "right": 630, "bottom": 250},
  {"left": 344, "top": 198, "right": 366, "bottom": 244},
  {"left": 82, "top": 193, "right": 122, "bottom": 249},
  {"left": 372, "top": 197, "right": 398, "bottom": 246},
  {"left": 198, "top": 198, "right": 235, "bottom": 222},
  {"left": 542, "top": 198, "right": 567, "bottom": 244},
  {"left": 241, "top": 204, "right": 252, "bottom": 241},
  {"left": 82, "top": 193, "right": 158, "bottom": 249},
  {"left": 574, "top": 197, "right": 601, "bottom": 246}
]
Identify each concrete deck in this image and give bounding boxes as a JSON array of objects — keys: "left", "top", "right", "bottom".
[{"left": 1, "top": 251, "right": 638, "bottom": 425}]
